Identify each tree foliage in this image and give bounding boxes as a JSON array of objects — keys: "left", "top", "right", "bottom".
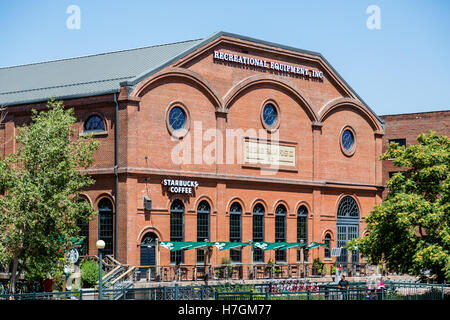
[
  {"left": 0, "top": 99, "right": 99, "bottom": 292},
  {"left": 349, "top": 131, "right": 449, "bottom": 282}
]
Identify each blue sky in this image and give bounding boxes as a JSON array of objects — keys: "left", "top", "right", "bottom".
[{"left": 0, "top": 0, "right": 449, "bottom": 116}]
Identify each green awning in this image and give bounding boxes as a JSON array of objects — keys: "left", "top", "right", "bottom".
[
  {"left": 254, "top": 242, "right": 286, "bottom": 251},
  {"left": 213, "top": 242, "right": 250, "bottom": 251},
  {"left": 277, "top": 242, "right": 307, "bottom": 250},
  {"left": 254, "top": 242, "right": 307, "bottom": 251},
  {"left": 160, "top": 241, "right": 195, "bottom": 251},
  {"left": 306, "top": 242, "right": 326, "bottom": 249}
]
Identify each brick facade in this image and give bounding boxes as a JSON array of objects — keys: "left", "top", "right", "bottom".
[
  {"left": 379, "top": 110, "right": 450, "bottom": 198},
  {"left": 0, "top": 34, "right": 386, "bottom": 268}
]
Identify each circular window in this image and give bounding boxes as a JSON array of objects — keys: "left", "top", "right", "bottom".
[
  {"left": 263, "top": 103, "right": 277, "bottom": 126},
  {"left": 342, "top": 130, "right": 354, "bottom": 151},
  {"left": 260, "top": 100, "right": 280, "bottom": 132},
  {"left": 340, "top": 126, "right": 356, "bottom": 156},
  {"left": 166, "top": 103, "right": 190, "bottom": 138},
  {"left": 168, "top": 107, "right": 186, "bottom": 131}
]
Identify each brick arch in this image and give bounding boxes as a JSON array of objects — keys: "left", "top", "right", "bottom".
[
  {"left": 78, "top": 193, "right": 93, "bottom": 206},
  {"left": 223, "top": 74, "right": 320, "bottom": 123},
  {"left": 226, "top": 197, "right": 246, "bottom": 214},
  {"left": 130, "top": 67, "right": 223, "bottom": 111},
  {"left": 294, "top": 200, "right": 312, "bottom": 217},
  {"left": 334, "top": 193, "right": 361, "bottom": 219},
  {"left": 94, "top": 193, "right": 115, "bottom": 211},
  {"left": 249, "top": 198, "right": 269, "bottom": 215},
  {"left": 192, "top": 194, "right": 214, "bottom": 212},
  {"left": 272, "top": 199, "right": 290, "bottom": 214},
  {"left": 136, "top": 226, "right": 163, "bottom": 244},
  {"left": 319, "top": 97, "right": 383, "bottom": 134}
]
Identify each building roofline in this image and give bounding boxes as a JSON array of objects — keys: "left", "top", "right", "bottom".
[
  {"left": 0, "top": 31, "right": 384, "bottom": 128},
  {"left": 379, "top": 109, "right": 450, "bottom": 118}
]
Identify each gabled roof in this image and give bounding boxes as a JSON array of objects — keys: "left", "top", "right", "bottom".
[
  {"left": 0, "top": 38, "right": 204, "bottom": 106},
  {"left": 0, "top": 31, "right": 382, "bottom": 126}
]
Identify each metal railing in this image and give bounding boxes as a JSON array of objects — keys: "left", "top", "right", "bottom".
[
  {"left": 2, "top": 281, "right": 448, "bottom": 301},
  {"left": 132, "top": 262, "right": 372, "bottom": 283}
]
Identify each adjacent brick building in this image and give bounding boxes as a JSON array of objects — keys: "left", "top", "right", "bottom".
[
  {"left": 380, "top": 111, "right": 450, "bottom": 198},
  {"left": 0, "top": 32, "right": 386, "bottom": 269}
]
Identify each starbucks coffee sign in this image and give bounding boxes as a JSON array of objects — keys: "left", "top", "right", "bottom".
[{"left": 163, "top": 179, "right": 199, "bottom": 194}]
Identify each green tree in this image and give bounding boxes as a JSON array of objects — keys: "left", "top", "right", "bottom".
[
  {"left": 0, "top": 99, "right": 99, "bottom": 293},
  {"left": 349, "top": 131, "right": 449, "bottom": 282}
]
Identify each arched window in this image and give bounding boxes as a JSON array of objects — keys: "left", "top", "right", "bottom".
[
  {"left": 337, "top": 196, "right": 359, "bottom": 218},
  {"left": 229, "top": 202, "right": 242, "bottom": 262},
  {"left": 297, "top": 205, "right": 308, "bottom": 262},
  {"left": 336, "top": 196, "right": 360, "bottom": 268},
  {"left": 170, "top": 199, "right": 185, "bottom": 264},
  {"left": 98, "top": 198, "right": 114, "bottom": 255},
  {"left": 324, "top": 233, "right": 332, "bottom": 259},
  {"left": 196, "top": 200, "right": 210, "bottom": 264},
  {"left": 84, "top": 115, "right": 105, "bottom": 132},
  {"left": 275, "top": 204, "right": 287, "bottom": 262},
  {"left": 252, "top": 203, "right": 265, "bottom": 262}
]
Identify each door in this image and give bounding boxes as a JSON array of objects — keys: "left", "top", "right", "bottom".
[
  {"left": 336, "top": 224, "right": 359, "bottom": 271},
  {"left": 140, "top": 232, "right": 157, "bottom": 280}
]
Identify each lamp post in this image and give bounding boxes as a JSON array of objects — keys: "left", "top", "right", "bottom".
[{"left": 96, "top": 240, "right": 105, "bottom": 300}]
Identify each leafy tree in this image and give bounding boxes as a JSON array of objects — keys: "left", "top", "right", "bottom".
[
  {"left": 349, "top": 131, "right": 449, "bottom": 282},
  {"left": 0, "top": 99, "right": 99, "bottom": 293}
]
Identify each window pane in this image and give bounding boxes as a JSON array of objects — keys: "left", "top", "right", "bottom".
[
  {"left": 197, "top": 201, "right": 210, "bottom": 263},
  {"left": 98, "top": 198, "right": 113, "bottom": 255},
  {"left": 229, "top": 202, "right": 242, "bottom": 262},
  {"left": 252, "top": 203, "right": 265, "bottom": 262},
  {"left": 84, "top": 115, "right": 105, "bottom": 132},
  {"left": 275, "top": 205, "right": 286, "bottom": 262},
  {"left": 170, "top": 200, "right": 184, "bottom": 264}
]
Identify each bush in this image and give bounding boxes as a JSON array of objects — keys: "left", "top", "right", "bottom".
[{"left": 80, "top": 259, "right": 99, "bottom": 288}]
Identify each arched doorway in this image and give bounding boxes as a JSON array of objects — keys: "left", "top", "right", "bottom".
[
  {"left": 336, "top": 196, "right": 360, "bottom": 272},
  {"left": 140, "top": 232, "right": 158, "bottom": 279}
]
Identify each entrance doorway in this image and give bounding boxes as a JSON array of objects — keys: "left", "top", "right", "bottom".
[
  {"left": 336, "top": 196, "right": 360, "bottom": 273},
  {"left": 140, "top": 232, "right": 158, "bottom": 280}
]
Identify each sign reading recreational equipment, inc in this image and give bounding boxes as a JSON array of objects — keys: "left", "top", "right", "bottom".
[
  {"left": 213, "top": 50, "right": 324, "bottom": 79},
  {"left": 163, "top": 179, "right": 199, "bottom": 194}
]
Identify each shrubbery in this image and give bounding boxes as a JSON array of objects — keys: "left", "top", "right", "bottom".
[{"left": 80, "top": 259, "right": 99, "bottom": 288}]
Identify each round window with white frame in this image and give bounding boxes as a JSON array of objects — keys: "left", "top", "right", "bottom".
[
  {"left": 165, "top": 102, "right": 190, "bottom": 139},
  {"left": 339, "top": 126, "right": 356, "bottom": 156},
  {"left": 260, "top": 100, "right": 280, "bottom": 132}
]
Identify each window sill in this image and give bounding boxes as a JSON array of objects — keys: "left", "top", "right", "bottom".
[{"left": 79, "top": 130, "right": 108, "bottom": 137}]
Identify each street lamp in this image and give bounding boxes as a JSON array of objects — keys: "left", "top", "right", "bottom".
[{"left": 96, "top": 240, "right": 105, "bottom": 300}]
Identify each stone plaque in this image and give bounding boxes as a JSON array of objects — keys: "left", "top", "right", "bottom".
[{"left": 244, "top": 139, "right": 296, "bottom": 167}]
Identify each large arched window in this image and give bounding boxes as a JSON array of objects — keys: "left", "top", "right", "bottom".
[
  {"left": 229, "top": 202, "right": 242, "bottom": 262},
  {"left": 196, "top": 200, "right": 210, "bottom": 264},
  {"left": 252, "top": 203, "right": 265, "bottom": 263},
  {"left": 336, "top": 196, "right": 360, "bottom": 267},
  {"left": 98, "top": 198, "right": 114, "bottom": 255},
  {"left": 170, "top": 199, "right": 185, "bottom": 264},
  {"left": 84, "top": 115, "right": 105, "bottom": 132},
  {"left": 297, "top": 205, "right": 308, "bottom": 262},
  {"left": 275, "top": 204, "right": 287, "bottom": 262}
]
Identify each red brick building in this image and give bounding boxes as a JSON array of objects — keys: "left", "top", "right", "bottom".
[
  {"left": 0, "top": 32, "right": 385, "bottom": 270},
  {"left": 379, "top": 110, "right": 450, "bottom": 198}
]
